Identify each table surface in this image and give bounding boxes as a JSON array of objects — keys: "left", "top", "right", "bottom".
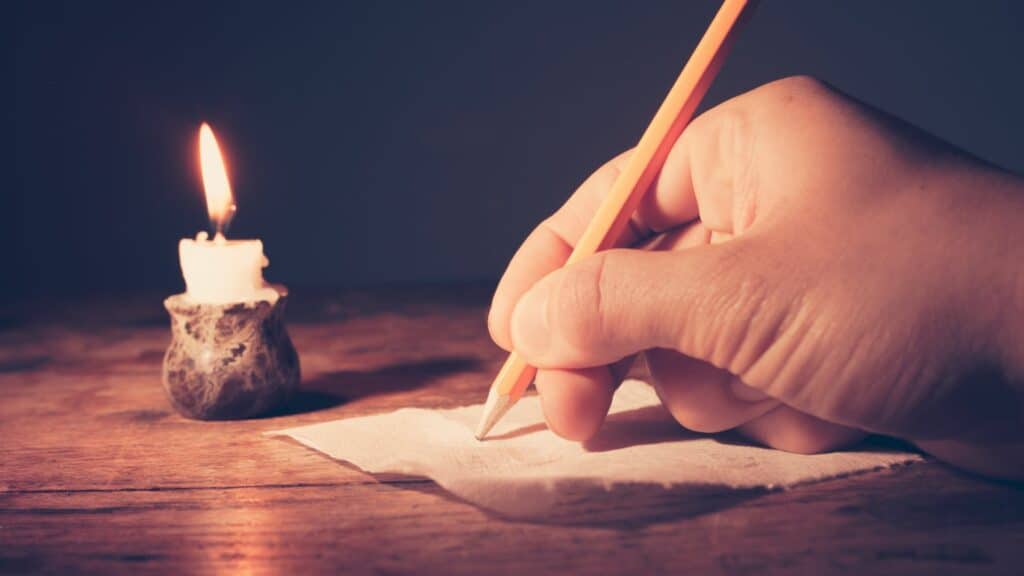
[{"left": 2, "top": 285, "right": 1023, "bottom": 575}]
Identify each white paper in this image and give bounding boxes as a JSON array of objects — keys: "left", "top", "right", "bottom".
[{"left": 270, "top": 380, "right": 921, "bottom": 520}]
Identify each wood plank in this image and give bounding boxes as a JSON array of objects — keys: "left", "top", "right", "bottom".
[
  {"left": 3, "top": 286, "right": 1024, "bottom": 574},
  {"left": 2, "top": 465, "right": 1022, "bottom": 575},
  {"left": 0, "top": 289, "right": 503, "bottom": 492}
]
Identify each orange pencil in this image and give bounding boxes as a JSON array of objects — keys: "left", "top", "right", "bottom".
[{"left": 475, "top": 0, "right": 757, "bottom": 440}]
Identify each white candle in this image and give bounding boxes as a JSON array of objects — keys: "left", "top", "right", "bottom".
[
  {"left": 179, "top": 232, "right": 277, "bottom": 304},
  {"left": 180, "top": 123, "right": 278, "bottom": 304}
]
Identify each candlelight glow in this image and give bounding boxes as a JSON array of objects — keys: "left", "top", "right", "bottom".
[{"left": 198, "top": 122, "right": 235, "bottom": 233}]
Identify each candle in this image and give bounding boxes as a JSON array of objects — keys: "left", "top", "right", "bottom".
[
  {"left": 162, "top": 121, "right": 299, "bottom": 420},
  {"left": 179, "top": 123, "right": 278, "bottom": 304}
]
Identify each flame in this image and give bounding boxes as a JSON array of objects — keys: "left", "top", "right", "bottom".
[{"left": 198, "top": 122, "right": 235, "bottom": 233}]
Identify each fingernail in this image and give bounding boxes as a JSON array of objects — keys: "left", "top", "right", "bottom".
[{"left": 511, "top": 283, "right": 551, "bottom": 361}]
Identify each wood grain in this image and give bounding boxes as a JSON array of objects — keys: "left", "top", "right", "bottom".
[{"left": 2, "top": 285, "right": 1023, "bottom": 574}]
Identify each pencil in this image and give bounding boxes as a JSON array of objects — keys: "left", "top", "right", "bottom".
[{"left": 475, "top": 0, "right": 757, "bottom": 440}]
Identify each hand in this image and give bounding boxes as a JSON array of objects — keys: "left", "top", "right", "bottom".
[{"left": 488, "top": 76, "right": 1024, "bottom": 479}]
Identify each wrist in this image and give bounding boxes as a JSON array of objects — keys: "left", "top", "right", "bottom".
[
  {"left": 927, "top": 156, "right": 1024, "bottom": 378},
  {"left": 916, "top": 164, "right": 1024, "bottom": 479},
  {"left": 981, "top": 170, "right": 1024, "bottom": 382},
  {"left": 950, "top": 162, "right": 1024, "bottom": 435},
  {"left": 911, "top": 160, "right": 1024, "bottom": 435}
]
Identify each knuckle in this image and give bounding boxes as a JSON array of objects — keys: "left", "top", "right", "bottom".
[
  {"left": 720, "top": 109, "right": 757, "bottom": 230},
  {"left": 694, "top": 106, "right": 752, "bottom": 167},
  {"left": 665, "top": 402, "right": 733, "bottom": 434},
  {"left": 772, "top": 74, "right": 829, "bottom": 98},
  {"left": 681, "top": 105, "right": 757, "bottom": 233},
  {"left": 682, "top": 105, "right": 742, "bottom": 166},
  {"left": 748, "top": 75, "right": 835, "bottom": 122}
]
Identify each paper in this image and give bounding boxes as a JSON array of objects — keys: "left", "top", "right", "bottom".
[{"left": 271, "top": 380, "right": 921, "bottom": 520}]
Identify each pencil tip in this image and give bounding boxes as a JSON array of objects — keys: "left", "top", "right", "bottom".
[{"left": 474, "top": 388, "right": 512, "bottom": 441}]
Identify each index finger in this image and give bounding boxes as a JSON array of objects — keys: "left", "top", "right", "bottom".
[{"left": 488, "top": 130, "right": 708, "bottom": 350}]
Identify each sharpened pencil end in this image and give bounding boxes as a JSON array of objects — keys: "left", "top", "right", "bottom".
[{"left": 474, "top": 387, "right": 512, "bottom": 441}]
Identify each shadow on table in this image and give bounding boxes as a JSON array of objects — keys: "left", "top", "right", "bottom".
[
  {"left": 268, "top": 355, "right": 483, "bottom": 417},
  {"left": 395, "top": 474, "right": 768, "bottom": 529}
]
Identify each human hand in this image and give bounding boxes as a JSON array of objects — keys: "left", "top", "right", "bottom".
[{"left": 488, "top": 76, "right": 1024, "bottom": 478}]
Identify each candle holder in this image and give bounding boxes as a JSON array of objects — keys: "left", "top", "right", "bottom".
[{"left": 162, "top": 287, "right": 300, "bottom": 420}]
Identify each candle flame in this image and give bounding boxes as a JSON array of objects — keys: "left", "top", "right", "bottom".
[{"left": 198, "top": 122, "right": 235, "bottom": 235}]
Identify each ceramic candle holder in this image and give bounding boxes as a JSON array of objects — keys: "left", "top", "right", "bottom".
[{"left": 162, "top": 287, "right": 300, "bottom": 420}]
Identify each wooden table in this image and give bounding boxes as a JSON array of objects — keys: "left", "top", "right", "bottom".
[{"left": 2, "top": 285, "right": 1023, "bottom": 575}]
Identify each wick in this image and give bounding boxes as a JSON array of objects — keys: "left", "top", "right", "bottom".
[{"left": 209, "top": 204, "right": 236, "bottom": 245}]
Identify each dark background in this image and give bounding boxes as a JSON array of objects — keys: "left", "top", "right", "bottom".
[{"left": 6, "top": 1, "right": 1024, "bottom": 300}]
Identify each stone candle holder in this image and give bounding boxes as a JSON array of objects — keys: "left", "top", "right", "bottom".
[{"left": 162, "top": 287, "right": 300, "bottom": 420}]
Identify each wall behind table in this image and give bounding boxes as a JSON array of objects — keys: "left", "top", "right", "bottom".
[{"left": 6, "top": 1, "right": 1024, "bottom": 298}]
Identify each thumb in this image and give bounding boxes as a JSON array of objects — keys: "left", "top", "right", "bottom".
[{"left": 509, "top": 240, "right": 783, "bottom": 371}]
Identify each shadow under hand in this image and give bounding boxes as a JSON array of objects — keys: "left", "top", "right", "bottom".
[
  {"left": 485, "top": 421, "right": 549, "bottom": 441},
  {"left": 269, "top": 355, "right": 483, "bottom": 417},
  {"left": 584, "top": 405, "right": 698, "bottom": 452}
]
